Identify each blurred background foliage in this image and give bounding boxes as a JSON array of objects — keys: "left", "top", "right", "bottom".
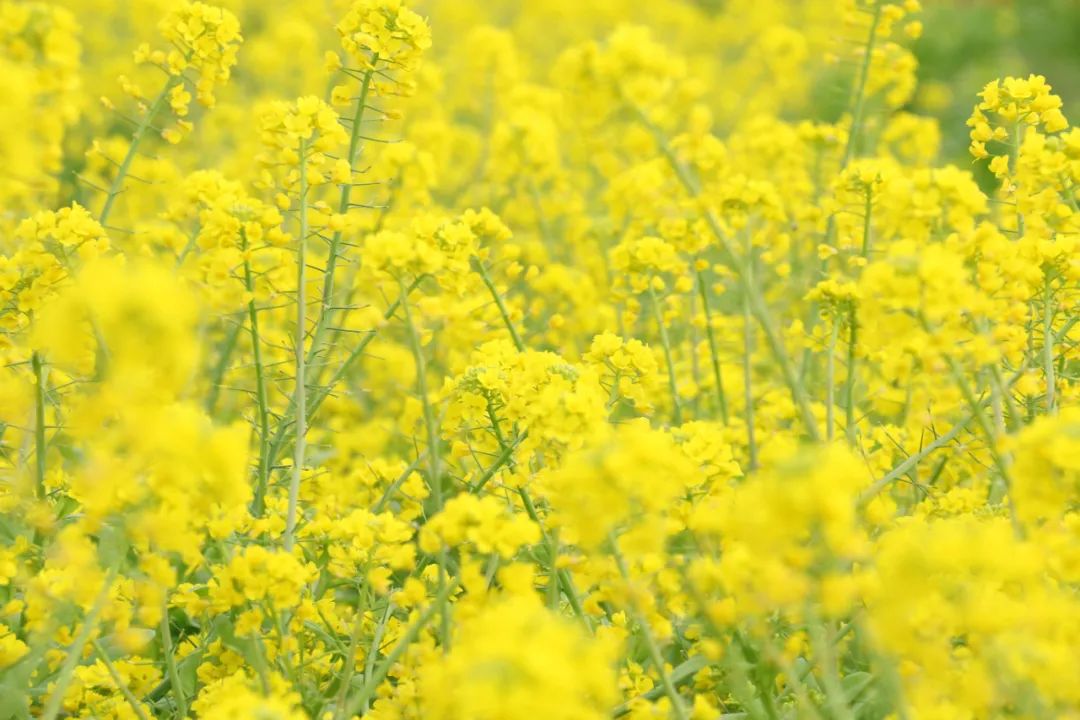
[{"left": 914, "top": 0, "right": 1080, "bottom": 162}]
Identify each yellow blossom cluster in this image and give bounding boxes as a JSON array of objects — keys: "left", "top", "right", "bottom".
[{"left": 0, "top": 0, "right": 1079, "bottom": 719}]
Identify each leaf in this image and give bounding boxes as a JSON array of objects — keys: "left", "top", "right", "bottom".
[
  {"left": 95, "top": 524, "right": 129, "bottom": 568},
  {"left": 842, "top": 671, "right": 875, "bottom": 703},
  {"left": 0, "top": 682, "right": 30, "bottom": 720}
]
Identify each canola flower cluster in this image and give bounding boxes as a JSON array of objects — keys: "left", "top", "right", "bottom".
[{"left": 1, "top": 0, "right": 1078, "bottom": 718}]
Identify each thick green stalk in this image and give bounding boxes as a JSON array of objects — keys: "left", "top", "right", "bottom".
[
  {"left": 307, "top": 58, "right": 379, "bottom": 371},
  {"left": 361, "top": 601, "right": 395, "bottom": 713},
  {"left": 474, "top": 278, "right": 591, "bottom": 628},
  {"left": 241, "top": 230, "right": 272, "bottom": 515},
  {"left": 264, "top": 279, "right": 421, "bottom": 471},
  {"left": 802, "top": 1, "right": 881, "bottom": 397},
  {"left": 160, "top": 597, "right": 187, "bottom": 718},
  {"left": 858, "top": 414, "right": 971, "bottom": 505},
  {"left": 941, "top": 351, "right": 1023, "bottom": 535},
  {"left": 806, "top": 613, "right": 856, "bottom": 720},
  {"left": 844, "top": 187, "right": 873, "bottom": 445},
  {"left": 469, "top": 432, "right": 525, "bottom": 493},
  {"left": 860, "top": 368, "right": 1024, "bottom": 505},
  {"left": 285, "top": 138, "right": 310, "bottom": 553}
]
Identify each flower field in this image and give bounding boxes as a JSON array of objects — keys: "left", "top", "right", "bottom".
[{"left": 1, "top": 0, "right": 1079, "bottom": 718}]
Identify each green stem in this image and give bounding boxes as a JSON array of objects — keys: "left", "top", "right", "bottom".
[
  {"left": 341, "top": 578, "right": 459, "bottom": 717},
  {"left": 361, "top": 601, "right": 395, "bottom": 713},
  {"left": 649, "top": 284, "right": 682, "bottom": 426},
  {"left": 697, "top": 268, "right": 728, "bottom": 423},
  {"left": 399, "top": 276, "right": 448, "bottom": 646},
  {"left": 242, "top": 230, "right": 272, "bottom": 516},
  {"left": 518, "top": 486, "right": 591, "bottom": 629},
  {"left": 99, "top": 76, "right": 181, "bottom": 226},
  {"left": 399, "top": 278, "right": 442, "bottom": 513},
  {"left": 40, "top": 570, "right": 115, "bottom": 720},
  {"left": 160, "top": 597, "right": 187, "bottom": 718},
  {"left": 1044, "top": 277, "right": 1056, "bottom": 415},
  {"left": 806, "top": 613, "right": 855, "bottom": 720},
  {"left": 639, "top": 113, "right": 819, "bottom": 440},
  {"left": 826, "top": 319, "right": 839, "bottom": 443},
  {"left": 472, "top": 257, "right": 524, "bottom": 352},
  {"left": 611, "top": 539, "right": 689, "bottom": 720},
  {"left": 285, "top": 138, "right": 310, "bottom": 553},
  {"left": 843, "top": 305, "right": 858, "bottom": 445},
  {"left": 612, "top": 656, "right": 711, "bottom": 718},
  {"left": 1012, "top": 122, "right": 1026, "bottom": 237},
  {"left": 469, "top": 432, "right": 526, "bottom": 493},
  {"left": 842, "top": 0, "right": 883, "bottom": 167},
  {"left": 860, "top": 185, "right": 874, "bottom": 257},
  {"left": 204, "top": 319, "right": 242, "bottom": 415},
  {"left": 264, "top": 279, "right": 421, "bottom": 471},
  {"left": 860, "top": 368, "right": 1024, "bottom": 504},
  {"left": 333, "top": 602, "right": 367, "bottom": 720},
  {"left": 31, "top": 351, "right": 47, "bottom": 499},
  {"left": 858, "top": 415, "right": 971, "bottom": 505},
  {"left": 742, "top": 290, "right": 757, "bottom": 470},
  {"left": 307, "top": 59, "right": 379, "bottom": 372},
  {"left": 92, "top": 639, "right": 150, "bottom": 720}
]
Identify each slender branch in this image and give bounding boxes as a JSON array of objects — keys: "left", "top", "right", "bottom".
[
  {"left": 842, "top": 0, "right": 883, "bottom": 167},
  {"left": 285, "top": 138, "right": 310, "bottom": 553},
  {"left": 637, "top": 111, "right": 820, "bottom": 440},
  {"left": 160, "top": 596, "right": 188, "bottom": 718},
  {"left": 99, "top": 75, "right": 182, "bottom": 225},
  {"left": 612, "top": 656, "right": 711, "bottom": 718},
  {"left": 649, "top": 284, "right": 682, "bottom": 426},
  {"left": 697, "top": 267, "right": 728, "bottom": 423},
  {"left": 1044, "top": 277, "right": 1057, "bottom": 415},
  {"left": 242, "top": 230, "right": 273, "bottom": 516},
  {"left": 264, "top": 279, "right": 422, "bottom": 471},
  {"left": 826, "top": 319, "right": 839, "bottom": 443},
  {"left": 340, "top": 578, "right": 459, "bottom": 717},
  {"left": 611, "top": 539, "right": 689, "bottom": 720},
  {"left": 843, "top": 305, "right": 859, "bottom": 445},
  {"left": 92, "top": 639, "right": 150, "bottom": 720},
  {"left": 307, "top": 57, "right": 380, "bottom": 373},
  {"left": 31, "top": 351, "right": 47, "bottom": 498},
  {"left": 399, "top": 275, "right": 448, "bottom": 647},
  {"left": 472, "top": 257, "right": 524, "bottom": 352},
  {"left": 40, "top": 570, "right": 116, "bottom": 720}
]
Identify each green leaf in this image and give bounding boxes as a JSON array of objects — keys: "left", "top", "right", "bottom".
[
  {"left": 96, "top": 524, "right": 129, "bottom": 568},
  {"left": 0, "top": 681, "right": 31, "bottom": 720},
  {"left": 842, "top": 671, "right": 875, "bottom": 703}
]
